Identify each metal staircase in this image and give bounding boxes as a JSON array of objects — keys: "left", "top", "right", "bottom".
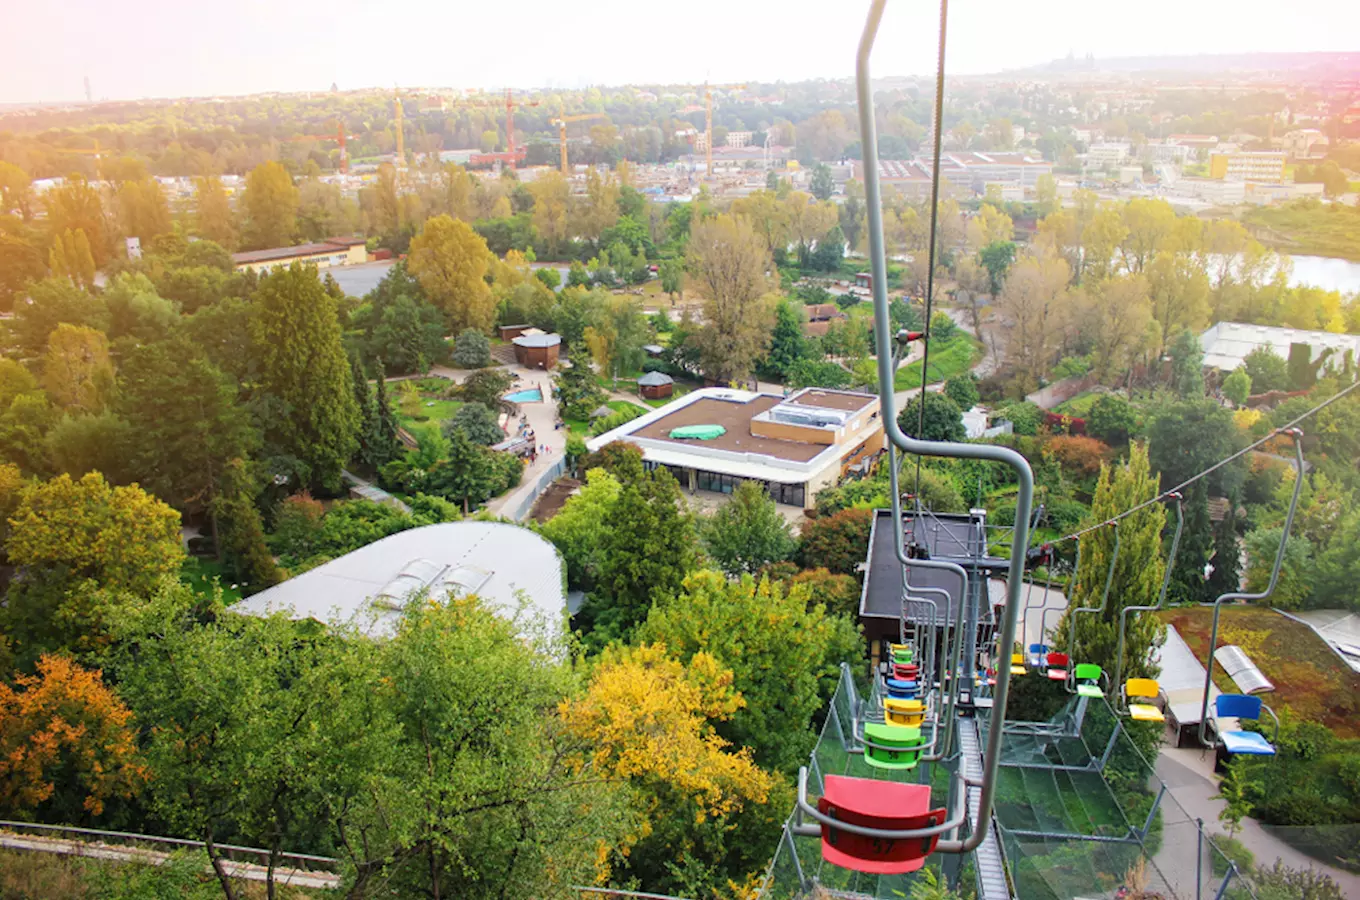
[{"left": 958, "top": 718, "right": 1012, "bottom": 900}]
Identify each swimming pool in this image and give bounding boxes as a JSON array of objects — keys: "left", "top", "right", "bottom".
[{"left": 504, "top": 388, "right": 543, "bottom": 403}]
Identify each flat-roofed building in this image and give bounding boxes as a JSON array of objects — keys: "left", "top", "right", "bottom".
[
  {"left": 585, "top": 386, "right": 885, "bottom": 508},
  {"left": 231, "top": 236, "right": 368, "bottom": 274},
  {"left": 1200, "top": 321, "right": 1360, "bottom": 372},
  {"left": 1209, "top": 151, "right": 1286, "bottom": 185}
]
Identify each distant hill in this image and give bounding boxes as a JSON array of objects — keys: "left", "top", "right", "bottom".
[{"left": 1015, "top": 51, "right": 1360, "bottom": 77}]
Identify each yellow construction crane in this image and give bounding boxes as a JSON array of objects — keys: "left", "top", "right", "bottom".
[
  {"left": 704, "top": 83, "right": 747, "bottom": 178},
  {"left": 394, "top": 90, "right": 405, "bottom": 169},
  {"left": 550, "top": 113, "right": 607, "bottom": 174}
]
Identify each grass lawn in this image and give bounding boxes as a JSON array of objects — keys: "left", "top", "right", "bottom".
[
  {"left": 893, "top": 332, "right": 985, "bottom": 391},
  {"left": 1054, "top": 391, "right": 1101, "bottom": 417},
  {"left": 397, "top": 397, "right": 462, "bottom": 429},
  {"left": 182, "top": 557, "right": 243, "bottom": 605},
  {"left": 1243, "top": 202, "right": 1360, "bottom": 262},
  {"left": 1159, "top": 606, "right": 1360, "bottom": 738}
]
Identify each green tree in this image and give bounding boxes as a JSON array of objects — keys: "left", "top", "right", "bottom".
[
  {"left": 659, "top": 258, "right": 684, "bottom": 305},
  {"left": 41, "top": 323, "right": 115, "bottom": 413},
  {"left": 760, "top": 299, "right": 810, "bottom": 381},
  {"left": 809, "top": 163, "right": 835, "bottom": 201},
  {"left": 407, "top": 215, "right": 496, "bottom": 335},
  {"left": 0, "top": 160, "right": 33, "bottom": 219},
  {"left": 115, "top": 178, "right": 173, "bottom": 245},
  {"left": 13, "top": 277, "right": 108, "bottom": 355},
  {"left": 44, "top": 177, "right": 109, "bottom": 267},
  {"left": 241, "top": 160, "right": 298, "bottom": 249},
  {"left": 43, "top": 411, "right": 136, "bottom": 484},
  {"left": 1148, "top": 398, "right": 1244, "bottom": 495},
  {"left": 119, "top": 338, "right": 261, "bottom": 543},
  {"left": 1222, "top": 367, "right": 1252, "bottom": 406},
  {"left": 898, "top": 392, "right": 965, "bottom": 442},
  {"left": 538, "top": 467, "right": 622, "bottom": 591},
  {"left": 0, "top": 230, "right": 47, "bottom": 312},
  {"left": 638, "top": 571, "right": 860, "bottom": 773},
  {"left": 686, "top": 214, "right": 777, "bottom": 382},
  {"left": 943, "top": 374, "right": 980, "bottom": 410},
  {"left": 442, "top": 402, "right": 502, "bottom": 446},
  {"left": 250, "top": 265, "right": 360, "bottom": 491},
  {"left": 370, "top": 365, "right": 403, "bottom": 467},
  {"left": 1206, "top": 497, "right": 1243, "bottom": 599},
  {"left": 978, "top": 241, "right": 1016, "bottom": 295},
  {"left": 584, "top": 467, "right": 699, "bottom": 643},
  {"left": 798, "top": 507, "right": 872, "bottom": 575},
  {"left": 104, "top": 271, "right": 178, "bottom": 343},
  {"left": 1051, "top": 444, "right": 1167, "bottom": 681},
  {"left": 194, "top": 175, "right": 237, "bottom": 249},
  {"left": 702, "top": 480, "right": 797, "bottom": 576},
  {"left": 1088, "top": 393, "right": 1137, "bottom": 445},
  {"left": 211, "top": 459, "right": 280, "bottom": 594},
  {"left": 1242, "top": 346, "right": 1288, "bottom": 393},
  {"left": 451, "top": 328, "right": 492, "bottom": 368},
  {"left": 1168, "top": 482, "right": 1214, "bottom": 605},
  {"left": 1167, "top": 328, "right": 1205, "bottom": 397},
  {"left": 1243, "top": 525, "right": 1312, "bottom": 609}
]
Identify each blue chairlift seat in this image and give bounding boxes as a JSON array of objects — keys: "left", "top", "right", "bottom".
[
  {"left": 1214, "top": 694, "right": 1277, "bottom": 756},
  {"left": 1027, "top": 643, "right": 1049, "bottom": 669},
  {"left": 885, "top": 677, "right": 918, "bottom": 699}
]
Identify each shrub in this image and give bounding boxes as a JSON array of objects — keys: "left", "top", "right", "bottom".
[
  {"left": 898, "top": 392, "right": 965, "bottom": 442},
  {"left": 1045, "top": 435, "right": 1111, "bottom": 481},
  {"left": 443, "top": 402, "right": 504, "bottom": 446},
  {"left": 799, "top": 508, "right": 873, "bottom": 576},
  {"left": 1087, "top": 394, "right": 1137, "bottom": 445},
  {"left": 943, "top": 374, "right": 980, "bottom": 410},
  {"left": 589, "top": 404, "right": 646, "bottom": 437},
  {"left": 995, "top": 401, "right": 1045, "bottom": 436}
]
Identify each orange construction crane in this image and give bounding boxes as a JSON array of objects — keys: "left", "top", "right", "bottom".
[
  {"left": 458, "top": 89, "right": 541, "bottom": 167},
  {"left": 284, "top": 120, "right": 353, "bottom": 173},
  {"left": 703, "top": 83, "right": 747, "bottom": 178},
  {"left": 550, "top": 113, "right": 607, "bottom": 174}
]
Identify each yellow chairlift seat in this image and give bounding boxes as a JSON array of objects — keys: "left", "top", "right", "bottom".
[
  {"left": 1124, "top": 677, "right": 1165, "bottom": 723},
  {"left": 884, "top": 697, "right": 925, "bottom": 728},
  {"left": 1010, "top": 652, "right": 1027, "bottom": 676}
]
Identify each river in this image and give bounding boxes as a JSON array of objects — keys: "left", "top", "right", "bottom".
[{"left": 1287, "top": 255, "right": 1360, "bottom": 294}]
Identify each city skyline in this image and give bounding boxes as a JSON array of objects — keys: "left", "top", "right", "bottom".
[{"left": 8, "top": 0, "right": 1359, "bottom": 104}]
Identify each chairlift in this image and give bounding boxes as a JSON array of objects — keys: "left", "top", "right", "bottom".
[
  {"left": 1072, "top": 662, "right": 1108, "bottom": 699},
  {"left": 1197, "top": 429, "right": 1305, "bottom": 754},
  {"left": 1122, "top": 677, "right": 1168, "bottom": 722},
  {"left": 1210, "top": 694, "right": 1280, "bottom": 757},
  {"left": 791, "top": 0, "right": 1038, "bottom": 873},
  {"left": 1110, "top": 492, "right": 1184, "bottom": 708},
  {"left": 1065, "top": 521, "right": 1121, "bottom": 696},
  {"left": 1045, "top": 652, "right": 1070, "bottom": 681}
]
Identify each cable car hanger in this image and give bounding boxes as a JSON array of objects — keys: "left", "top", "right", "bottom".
[{"left": 1196, "top": 429, "right": 1304, "bottom": 751}]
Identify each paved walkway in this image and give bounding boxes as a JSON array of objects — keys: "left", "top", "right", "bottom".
[{"left": 1155, "top": 744, "right": 1360, "bottom": 895}]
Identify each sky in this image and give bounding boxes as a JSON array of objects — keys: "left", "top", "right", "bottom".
[{"left": 7, "top": 0, "right": 1359, "bottom": 104}]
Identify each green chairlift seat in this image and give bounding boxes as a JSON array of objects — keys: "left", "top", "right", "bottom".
[
  {"left": 1073, "top": 663, "right": 1105, "bottom": 699},
  {"left": 668, "top": 424, "right": 726, "bottom": 440},
  {"left": 862, "top": 722, "right": 925, "bottom": 770}
]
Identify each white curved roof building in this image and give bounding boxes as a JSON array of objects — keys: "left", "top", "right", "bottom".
[{"left": 232, "top": 522, "right": 566, "bottom": 644}]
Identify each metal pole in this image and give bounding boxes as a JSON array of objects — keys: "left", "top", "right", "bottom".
[{"left": 1196, "top": 817, "right": 1204, "bottom": 900}]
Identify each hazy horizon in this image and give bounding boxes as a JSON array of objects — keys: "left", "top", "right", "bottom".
[{"left": 9, "top": 0, "right": 1359, "bottom": 105}]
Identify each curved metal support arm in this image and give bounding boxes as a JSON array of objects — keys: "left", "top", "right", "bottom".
[
  {"left": 858, "top": 0, "right": 1032, "bottom": 853},
  {"left": 1197, "top": 430, "right": 1305, "bottom": 746},
  {"left": 1067, "top": 521, "right": 1121, "bottom": 667},
  {"left": 797, "top": 766, "right": 967, "bottom": 840},
  {"left": 1260, "top": 702, "right": 1281, "bottom": 747},
  {"left": 1114, "top": 492, "right": 1183, "bottom": 697}
]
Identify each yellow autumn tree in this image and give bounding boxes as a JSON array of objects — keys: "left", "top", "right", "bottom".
[
  {"left": 561, "top": 643, "right": 772, "bottom": 816},
  {"left": 407, "top": 214, "right": 496, "bottom": 335},
  {"left": 0, "top": 655, "right": 146, "bottom": 821},
  {"left": 7, "top": 471, "right": 184, "bottom": 596}
]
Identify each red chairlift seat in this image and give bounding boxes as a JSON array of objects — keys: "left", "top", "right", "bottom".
[
  {"left": 1046, "top": 652, "right": 1070, "bottom": 681},
  {"left": 893, "top": 663, "right": 920, "bottom": 680},
  {"left": 817, "top": 775, "right": 945, "bottom": 874}
]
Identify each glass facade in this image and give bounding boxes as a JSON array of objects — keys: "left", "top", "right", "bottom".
[{"left": 642, "top": 461, "right": 806, "bottom": 508}]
